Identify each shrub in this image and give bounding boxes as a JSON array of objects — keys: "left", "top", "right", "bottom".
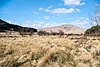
[
  {"left": 59, "top": 30, "right": 64, "bottom": 36},
  {"left": 51, "top": 31, "right": 59, "bottom": 35},
  {"left": 37, "top": 31, "right": 50, "bottom": 36},
  {"left": 85, "top": 25, "right": 100, "bottom": 36}
]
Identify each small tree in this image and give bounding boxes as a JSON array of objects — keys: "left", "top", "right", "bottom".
[
  {"left": 51, "top": 31, "right": 59, "bottom": 35},
  {"left": 28, "top": 31, "right": 34, "bottom": 36},
  {"left": 89, "top": 1, "right": 100, "bottom": 26},
  {"left": 37, "top": 31, "right": 49, "bottom": 36},
  {"left": 59, "top": 30, "right": 64, "bottom": 36},
  {"left": 86, "top": 1, "right": 100, "bottom": 36},
  {"left": 19, "top": 28, "right": 26, "bottom": 36}
]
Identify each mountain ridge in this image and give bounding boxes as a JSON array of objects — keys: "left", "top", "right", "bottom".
[{"left": 0, "top": 19, "right": 37, "bottom": 32}]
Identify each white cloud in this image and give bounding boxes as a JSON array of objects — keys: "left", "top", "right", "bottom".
[
  {"left": 39, "top": 8, "right": 44, "bottom": 11},
  {"left": 50, "top": 8, "right": 75, "bottom": 14},
  {"left": 80, "top": 2, "right": 85, "bottom": 5},
  {"left": 6, "top": 17, "right": 91, "bottom": 29},
  {"left": 47, "top": 6, "right": 53, "bottom": 9},
  {"left": 75, "top": 8, "right": 80, "bottom": 12},
  {"left": 79, "top": 17, "right": 89, "bottom": 20},
  {"left": 71, "top": 21, "right": 90, "bottom": 29},
  {"left": 22, "top": 21, "right": 52, "bottom": 29},
  {"left": 33, "top": 12, "right": 39, "bottom": 15},
  {"left": 39, "top": 6, "right": 80, "bottom": 14},
  {"left": 63, "top": 0, "right": 85, "bottom": 5},
  {"left": 44, "top": 6, "right": 53, "bottom": 12},
  {"left": 69, "top": 17, "right": 91, "bottom": 29},
  {"left": 32, "top": 21, "right": 59, "bottom": 29},
  {"left": 21, "top": 20, "right": 69, "bottom": 29},
  {"left": 23, "top": 17, "right": 91, "bottom": 29},
  {"left": 96, "top": 14, "right": 100, "bottom": 16},
  {"left": 39, "top": 5, "right": 80, "bottom": 14},
  {"left": 71, "top": 21, "right": 89, "bottom": 25},
  {"left": 44, "top": 8, "right": 79, "bottom": 14},
  {"left": 6, "top": 20, "right": 17, "bottom": 25},
  {"left": 43, "top": 16, "right": 49, "bottom": 19},
  {"left": 39, "top": 6, "right": 52, "bottom": 11},
  {"left": 22, "top": 20, "right": 33, "bottom": 27}
]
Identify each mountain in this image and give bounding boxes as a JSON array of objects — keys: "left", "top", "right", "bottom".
[
  {"left": 41, "top": 24, "right": 85, "bottom": 34},
  {"left": 0, "top": 19, "right": 37, "bottom": 32}
]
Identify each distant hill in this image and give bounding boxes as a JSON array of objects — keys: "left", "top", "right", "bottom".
[
  {"left": 41, "top": 24, "right": 85, "bottom": 34},
  {"left": 0, "top": 19, "right": 37, "bottom": 32}
]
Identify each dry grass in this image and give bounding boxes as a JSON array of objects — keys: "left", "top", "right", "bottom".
[{"left": 0, "top": 35, "right": 100, "bottom": 67}]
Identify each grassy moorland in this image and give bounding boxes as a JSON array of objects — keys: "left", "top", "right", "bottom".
[{"left": 0, "top": 34, "right": 100, "bottom": 67}]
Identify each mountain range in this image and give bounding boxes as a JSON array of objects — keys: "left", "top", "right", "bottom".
[{"left": 0, "top": 19, "right": 85, "bottom": 34}]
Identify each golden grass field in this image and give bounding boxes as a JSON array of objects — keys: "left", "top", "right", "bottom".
[{"left": 0, "top": 35, "right": 100, "bottom": 67}]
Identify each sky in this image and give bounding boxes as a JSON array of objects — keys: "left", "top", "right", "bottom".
[{"left": 0, "top": 0, "right": 100, "bottom": 29}]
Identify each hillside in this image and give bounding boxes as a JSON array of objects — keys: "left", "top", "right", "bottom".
[
  {"left": 0, "top": 19, "right": 37, "bottom": 32},
  {"left": 41, "top": 24, "right": 85, "bottom": 34}
]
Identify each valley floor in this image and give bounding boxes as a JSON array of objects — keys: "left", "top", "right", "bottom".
[{"left": 0, "top": 35, "right": 100, "bottom": 67}]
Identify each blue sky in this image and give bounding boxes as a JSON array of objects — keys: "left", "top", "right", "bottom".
[{"left": 0, "top": 0, "right": 100, "bottom": 29}]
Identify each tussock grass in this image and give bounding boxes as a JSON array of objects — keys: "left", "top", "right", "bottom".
[{"left": 0, "top": 35, "right": 100, "bottom": 67}]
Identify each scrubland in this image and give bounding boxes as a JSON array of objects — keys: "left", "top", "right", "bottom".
[{"left": 0, "top": 35, "right": 100, "bottom": 67}]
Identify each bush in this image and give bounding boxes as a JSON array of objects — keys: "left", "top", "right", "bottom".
[
  {"left": 19, "top": 28, "right": 35, "bottom": 36},
  {"left": 85, "top": 25, "right": 100, "bottom": 36},
  {"left": 37, "top": 31, "right": 50, "bottom": 36},
  {"left": 59, "top": 30, "right": 64, "bottom": 36},
  {"left": 51, "top": 32, "right": 59, "bottom": 35}
]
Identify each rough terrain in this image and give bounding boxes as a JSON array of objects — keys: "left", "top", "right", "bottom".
[{"left": 0, "top": 35, "right": 100, "bottom": 67}]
